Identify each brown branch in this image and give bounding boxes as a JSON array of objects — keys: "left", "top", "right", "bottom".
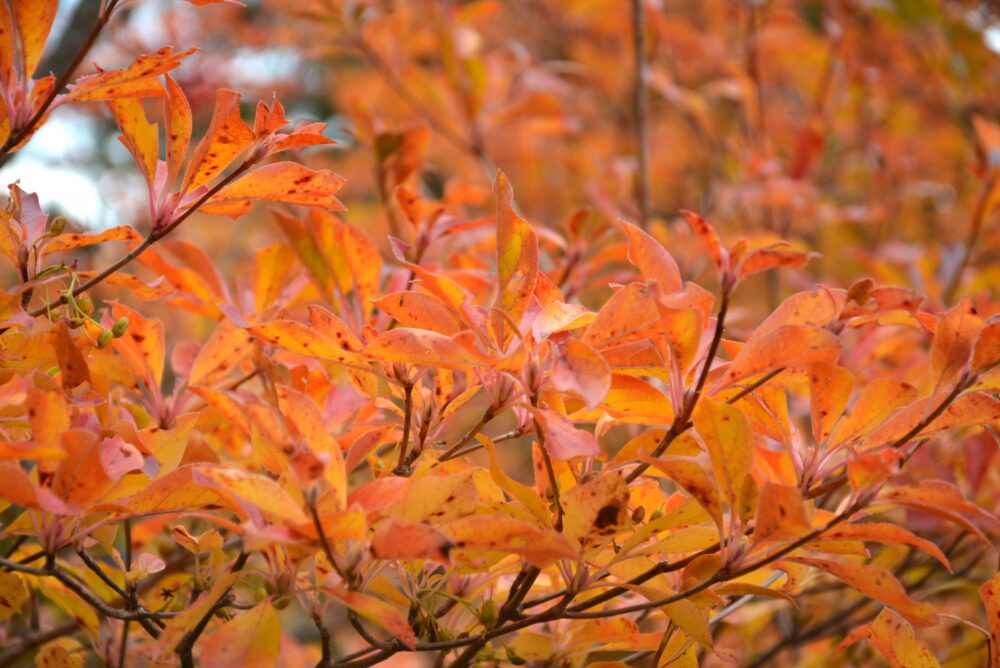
[
  {"left": 625, "top": 288, "right": 730, "bottom": 483},
  {"left": 175, "top": 551, "right": 249, "bottom": 668},
  {"left": 436, "top": 407, "right": 496, "bottom": 462},
  {"left": 393, "top": 383, "right": 415, "bottom": 475},
  {"left": 27, "top": 161, "right": 252, "bottom": 318},
  {"left": 631, "top": 0, "right": 651, "bottom": 228}
]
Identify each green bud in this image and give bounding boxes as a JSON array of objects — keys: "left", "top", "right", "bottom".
[
  {"left": 649, "top": 509, "right": 663, "bottom": 522},
  {"left": 479, "top": 599, "right": 499, "bottom": 628},
  {"left": 96, "top": 329, "right": 113, "bottom": 349},
  {"left": 69, "top": 317, "right": 85, "bottom": 329},
  {"left": 111, "top": 317, "right": 129, "bottom": 338},
  {"left": 49, "top": 216, "right": 67, "bottom": 235},
  {"left": 77, "top": 295, "right": 93, "bottom": 315}
]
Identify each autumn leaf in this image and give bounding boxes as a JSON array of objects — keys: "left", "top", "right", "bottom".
[
  {"left": 202, "top": 162, "right": 346, "bottom": 216},
  {"left": 792, "top": 555, "right": 939, "bottom": 627},
  {"left": 494, "top": 170, "right": 539, "bottom": 336},
  {"left": 200, "top": 602, "right": 281, "bottom": 668},
  {"left": 324, "top": 589, "right": 417, "bottom": 649},
  {"left": 442, "top": 516, "right": 578, "bottom": 566},
  {"left": 620, "top": 219, "right": 682, "bottom": 293},
  {"left": 980, "top": 571, "right": 1000, "bottom": 668},
  {"left": 62, "top": 47, "right": 196, "bottom": 102},
  {"left": 370, "top": 520, "right": 453, "bottom": 563},
  {"left": 721, "top": 324, "right": 841, "bottom": 388},
  {"left": 837, "top": 608, "right": 941, "bottom": 668},
  {"left": 550, "top": 338, "right": 611, "bottom": 410}
]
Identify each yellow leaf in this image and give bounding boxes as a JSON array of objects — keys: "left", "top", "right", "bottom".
[
  {"left": 34, "top": 638, "right": 84, "bottom": 668},
  {"left": 692, "top": 397, "right": 753, "bottom": 512},
  {"left": 562, "top": 472, "right": 629, "bottom": 550},
  {"left": 838, "top": 608, "right": 941, "bottom": 668},
  {"left": 0, "top": 571, "right": 29, "bottom": 621},
  {"left": 494, "top": 170, "right": 539, "bottom": 331},
  {"left": 108, "top": 97, "right": 159, "bottom": 188},
  {"left": 192, "top": 465, "right": 309, "bottom": 525},
  {"left": 200, "top": 602, "right": 281, "bottom": 668}
]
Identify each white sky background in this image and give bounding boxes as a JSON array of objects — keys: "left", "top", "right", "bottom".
[{"left": 3, "top": 3, "right": 1000, "bottom": 231}]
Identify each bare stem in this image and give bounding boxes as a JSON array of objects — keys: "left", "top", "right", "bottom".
[{"left": 631, "top": 0, "right": 651, "bottom": 228}]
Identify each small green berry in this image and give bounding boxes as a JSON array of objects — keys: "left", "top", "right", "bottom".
[
  {"left": 49, "top": 216, "right": 67, "bottom": 235},
  {"left": 111, "top": 317, "right": 129, "bottom": 338},
  {"left": 96, "top": 329, "right": 113, "bottom": 349}
]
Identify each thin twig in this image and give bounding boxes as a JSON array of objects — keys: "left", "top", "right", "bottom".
[{"left": 631, "top": 0, "right": 651, "bottom": 228}]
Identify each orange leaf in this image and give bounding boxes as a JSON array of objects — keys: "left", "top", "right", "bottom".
[
  {"left": 837, "top": 608, "right": 941, "bottom": 668},
  {"left": 815, "top": 523, "right": 950, "bottom": 571},
  {"left": 365, "top": 328, "right": 485, "bottom": 368},
  {"left": 164, "top": 75, "right": 192, "bottom": 190},
  {"left": 722, "top": 324, "right": 841, "bottom": 387},
  {"left": 276, "top": 386, "right": 346, "bottom": 508},
  {"left": 620, "top": 219, "right": 682, "bottom": 293},
  {"left": 531, "top": 407, "right": 601, "bottom": 461},
  {"left": 372, "top": 291, "right": 463, "bottom": 335},
  {"left": 752, "top": 483, "right": 811, "bottom": 545},
  {"left": 737, "top": 246, "right": 812, "bottom": 279},
  {"left": 980, "top": 571, "right": 1000, "bottom": 668},
  {"left": 180, "top": 89, "right": 254, "bottom": 193},
  {"left": 808, "top": 362, "right": 854, "bottom": 444},
  {"left": 930, "top": 300, "right": 984, "bottom": 389},
  {"left": 792, "top": 556, "right": 938, "bottom": 627},
  {"left": 189, "top": 319, "right": 255, "bottom": 386},
  {"left": 879, "top": 481, "right": 1000, "bottom": 543},
  {"left": 442, "top": 516, "right": 578, "bottom": 566},
  {"left": 582, "top": 283, "right": 659, "bottom": 349},
  {"left": 370, "top": 520, "right": 453, "bottom": 563},
  {"left": 863, "top": 391, "right": 1000, "bottom": 451},
  {"left": 249, "top": 319, "right": 368, "bottom": 367},
  {"left": 10, "top": 0, "right": 58, "bottom": 78},
  {"left": 551, "top": 338, "right": 611, "bottom": 410},
  {"left": 63, "top": 47, "right": 195, "bottom": 102},
  {"left": 681, "top": 210, "right": 726, "bottom": 273},
  {"left": 200, "top": 602, "right": 280, "bottom": 668},
  {"left": 202, "top": 162, "right": 346, "bottom": 216},
  {"left": 42, "top": 225, "right": 142, "bottom": 255},
  {"left": 110, "top": 303, "right": 165, "bottom": 388},
  {"left": 324, "top": 589, "right": 417, "bottom": 649}
]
